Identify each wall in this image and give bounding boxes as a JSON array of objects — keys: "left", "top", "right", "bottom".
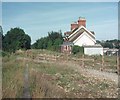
[
  {"left": 84, "top": 47, "right": 103, "bottom": 55},
  {"left": 61, "top": 45, "right": 72, "bottom": 54},
  {"left": 73, "top": 31, "right": 95, "bottom": 46}
]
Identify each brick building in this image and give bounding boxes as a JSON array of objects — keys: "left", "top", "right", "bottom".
[
  {"left": 61, "top": 42, "right": 73, "bottom": 54},
  {"left": 61, "top": 17, "right": 103, "bottom": 55}
]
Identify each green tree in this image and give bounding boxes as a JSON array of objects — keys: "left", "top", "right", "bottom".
[
  {"left": 32, "top": 31, "right": 63, "bottom": 52},
  {"left": 53, "top": 38, "right": 63, "bottom": 51},
  {"left": 47, "top": 39, "right": 53, "bottom": 50},
  {"left": 3, "top": 27, "right": 31, "bottom": 52},
  {"left": 0, "top": 26, "right": 3, "bottom": 50},
  {"left": 97, "top": 39, "right": 120, "bottom": 49}
]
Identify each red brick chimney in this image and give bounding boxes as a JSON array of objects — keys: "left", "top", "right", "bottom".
[
  {"left": 71, "top": 22, "right": 78, "bottom": 31},
  {"left": 78, "top": 17, "right": 86, "bottom": 27}
]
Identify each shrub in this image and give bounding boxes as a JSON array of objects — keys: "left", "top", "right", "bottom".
[
  {"left": 72, "top": 46, "right": 84, "bottom": 54},
  {"left": 1, "top": 51, "right": 9, "bottom": 57}
]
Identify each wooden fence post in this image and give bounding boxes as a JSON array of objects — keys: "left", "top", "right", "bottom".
[
  {"left": 93, "top": 59, "right": 94, "bottom": 67},
  {"left": 101, "top": 54, "right": 104, "bottom": 71},
  {"left": 55, "top": 55, "right": 56, "bottom": 61},
  {"left": 118, "top": 49, "right": 120, "bottom": 76},
  {"left": 66, "top": 54, "right": 68, "bottom": 61},
  {"left": 82, "top": 54, "right": 85, "bottom": 67},
  {"left": 117, "top": 49, "right": 120, "bottom": 99},
  {"left": 117, "top": 50, "right": 120, "bottom": 75}
]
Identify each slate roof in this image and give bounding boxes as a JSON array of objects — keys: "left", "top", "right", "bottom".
[
  {"left": 61, "top": 42, "right": 74, "bottom": 46},
  {"left": 83, "top": 44, "right": 103, "bottom": 48},
  {"left": 68, "top": 27, "right": 95, "bottom": 42}
]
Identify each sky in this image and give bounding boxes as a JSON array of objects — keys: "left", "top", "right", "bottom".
[
  {"left": 1, "top": 0, "right": 120, "bottom": 2},
  {"left": 2, "top": 2, "right": 118, "bottom": 44}
]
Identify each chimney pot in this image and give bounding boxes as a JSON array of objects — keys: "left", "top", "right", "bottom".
[
  {"left": 78, "top": 17, "right": 86, "bottom": 27},
  {"left": 71, "top": 22, "right": 78, "bottom": 31}
]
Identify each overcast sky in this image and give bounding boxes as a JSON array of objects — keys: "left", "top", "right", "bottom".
[{"left": 2, "top": 2, "right": 118, "bottom": 44}]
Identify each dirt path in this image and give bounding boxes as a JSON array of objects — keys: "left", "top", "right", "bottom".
[
  {"left": 22, "top": 63, "right": 31, "bottom": 98},
  {"left": 64, "top": 61, "right": 118, "bottom": 84},
  {"left": 81, "top": 68, "right": 118, "bottom": 84}
]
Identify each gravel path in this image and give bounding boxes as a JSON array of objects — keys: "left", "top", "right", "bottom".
[
  {"left": 77, "top": 66, "right": 118, "bottom": 85},
  {"left": 63, "top": 61, "right": 118, "bottom": 85}
]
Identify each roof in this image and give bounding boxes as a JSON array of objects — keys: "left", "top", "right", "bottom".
[
  {"left": 71, "top": 27, "right": 78, "bottom": 33},
  {"left": 103, "top": 48, "right": 109, "bottom": 50},
  {"left": 68, "top": 26, "right": 96, "bottom": 43},
  {"left": 69, "top": 28, "right": 84, "bottom": 42},
  {"left": 64, "top": 31, "right": 72, "bottom": 36},
  {"left": 90, "top": 31, "right": 95, "bottom": 35},
  {"left": 61, "top": 42, "right": 74, "bottom": 46},
  {"left": 107, "top": 49, "right": 119, "bottom": 52},
  {"left": 83, "top": 44, "right": 103, "bottom": 48}
]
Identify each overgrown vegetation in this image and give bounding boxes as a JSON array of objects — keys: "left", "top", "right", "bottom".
[
  {"left": 2, "top": 49, "right": 117, "bottom": 98},
  {"left": 32, "top": 30, "right": 63, "bottom": 52},
  {"left": 0, "top": 50, "right": 10, "bottom": 57},
  {"left": 2, "top": 55, "right": 24, "bottom": 98},
  {"left": 72, "top": 45, "right": 84, "bottom": 54},
  {"left": 27, "top": 51, "right": 117, "bottom": 98}
]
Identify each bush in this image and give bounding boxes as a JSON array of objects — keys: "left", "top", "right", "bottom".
[
  {"left": 72, "top": 45, "right": 84, "bottom": 54},
  {"left": 0, "top": 50, "right": 10, "bottom": 57}
]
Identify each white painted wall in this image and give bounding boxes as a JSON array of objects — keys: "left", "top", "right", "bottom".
[
  {"left": 73, "top": 31, "right": 96, "bottom": 46},
  {"left": 84, "top": 47, "right": 103, "bottom": 55}
]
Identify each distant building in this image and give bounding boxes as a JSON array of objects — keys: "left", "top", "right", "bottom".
[
  {"left": 64, "top": 17, "right": 96, "bottom": 46},
  {"left": 61, "top": 17, "right": 103, "bottom": 55},
  {"left": 103, "top": 48, "right": 119, "bottom": 56},
  {"left": 83, "top": 44, "right": 103, "bottom": 55}
]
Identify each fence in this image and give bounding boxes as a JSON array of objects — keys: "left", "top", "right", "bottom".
[{"left": 25, "top": 51, "right": 118, "bottom": 73}]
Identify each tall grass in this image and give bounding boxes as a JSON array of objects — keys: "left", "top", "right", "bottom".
[
  {"left": 28, "top": 58, "right": 117, "bottom": 98},
  {"left": 2, "top": 55, "right": 24, "bottom": 98},
  {"left": 2, "top": 49, "right": 118, "bottom": 98}
]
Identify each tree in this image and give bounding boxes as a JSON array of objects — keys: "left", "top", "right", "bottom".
[
  {"left": 99, "top": 39, "right": 120, "bottom": 49},
  {"left": 53, "top": 38, "right": 63, "bottom": 51},
  {"left": 3, "top": 27, "right": 31, "bottom": 52},
  {"left": 47, "top": 39, "right": 53, "bottom": 50},
  {"left": 0, "top": 26, "right": 3, "bottom": 50},
  {"left": 32, "top": 31, "right": 63, "bottom": 52}
]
